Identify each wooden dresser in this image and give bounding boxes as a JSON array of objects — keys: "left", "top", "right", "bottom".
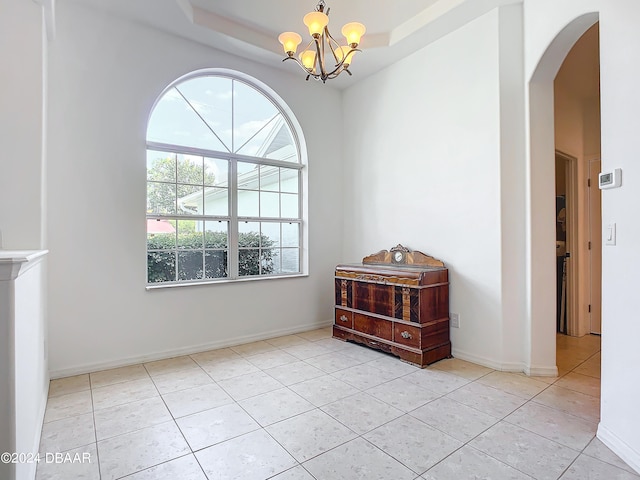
[{"left": 333, "top": 245, "right": 451, "bottom": 367}]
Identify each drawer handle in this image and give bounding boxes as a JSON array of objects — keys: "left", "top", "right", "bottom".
[
  {"left": 401, "top": 331, "right": 412, "bottom": 339},
  {"left": 339, "top": 315, "right": 349, "bottom": 322},
  {"left": 368, "top": 341, "right": 379, "bottom": 346}
]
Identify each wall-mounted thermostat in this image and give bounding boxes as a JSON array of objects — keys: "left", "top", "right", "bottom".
[{"left": 599, "top": 168, "right": 622, "bottom": 189}]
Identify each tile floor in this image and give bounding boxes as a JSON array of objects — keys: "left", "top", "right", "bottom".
[{"left": 36, "top": 329, "right": 639, "bottom": 480}]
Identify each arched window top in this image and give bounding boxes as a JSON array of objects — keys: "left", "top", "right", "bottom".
[
  {"left": 148, "top": 72, "right": 301, "bottom": 163},
  {"left": 145, "top": 70, "right": 306, "bottom": 286}
]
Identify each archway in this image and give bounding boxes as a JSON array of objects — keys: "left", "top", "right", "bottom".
[{"left": 527, "top": 12, "right": 599, "bottom": 374}]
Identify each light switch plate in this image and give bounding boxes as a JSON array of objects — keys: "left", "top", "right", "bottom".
[{"left": 606, "top": 223, "right": 616, "bottom": 246}]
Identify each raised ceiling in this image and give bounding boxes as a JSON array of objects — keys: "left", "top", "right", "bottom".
[{"left": 74, "top": 0, "right": 521, "bottom": 88}]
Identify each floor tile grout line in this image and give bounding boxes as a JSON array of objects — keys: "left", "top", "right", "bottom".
[
  {"left": 357, "top": 435, "right": 434, "bottom": 477},
  {"left": 579, "top": 446, "right": 640, "bottom": 476},
  {"left": 459, "top": 443, "right": 539, "bottom": 480},
  {"left": 113, "top": 452, "right": 195, "bottom": 480},
  {"left": 40, "top": 331, "right": 604, "bottom": 479},
  {"left": 89, "top": 387, "right": 103, "bottom": 480}
]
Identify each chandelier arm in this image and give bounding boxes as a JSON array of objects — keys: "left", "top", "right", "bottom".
[
  {"left": 282, "top": 56, "right": 322, "bottom": 80},
  {"left": 302, "top": 38, "right": 315, "bottom": 54},
  {"left": 324, "top": 64, "right": 345, "bottom": 78},
  {"left": 324, "top": 28, "right": 342, "bottom": 65},
  {"left": 314, "top": 36, "right": 326, "bottom": 79},
  {"left": 324, "top": 48, "right": 362, "bottom": 78}
]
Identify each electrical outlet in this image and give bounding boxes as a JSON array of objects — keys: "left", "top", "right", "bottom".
[{"left": 450, "top": 312, "right": 460, "bottom": 328}]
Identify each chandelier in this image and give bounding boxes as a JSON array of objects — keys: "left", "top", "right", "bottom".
[{"left": 278, "top": 1, "right": 366, "bottom": 83}]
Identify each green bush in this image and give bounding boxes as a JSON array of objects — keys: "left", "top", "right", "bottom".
[{"left": 147, "top": 231, "right": 275, "bottom": 282}]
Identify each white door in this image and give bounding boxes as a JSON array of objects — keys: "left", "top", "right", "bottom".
[{"left": 588, "top": 159, "right": 602, "bottom": 334}]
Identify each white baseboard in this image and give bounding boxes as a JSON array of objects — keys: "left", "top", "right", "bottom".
[
  {"left": 597, "top": 424, "right": 640, "bottom": 474},
  {"left": 451, "top": 348, "right": 524, "bottom": 372},
  {"left": 452, "top": 348, "right": 558, "bottom": 377},
  {"left": 50, "top": 320, "right": 333, "bottom": 379},
  {"left": 525, "top": 364, "right": 559, "bottom": 377}
]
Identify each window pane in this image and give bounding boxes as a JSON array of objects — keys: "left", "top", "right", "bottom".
[
  {"left": 239, "top": 249, "right": 260, "bottom": 276},
  {"left": 205, "top": 250, "right": 227, "bottom": 279},
  {"left": 281, "top": 193, "right": 299, "bottom": 218},
  {"left": 148, "top": 251, "right": 176, "bottom": 283},
  {"left": 238, "top": 222, "right": 260, "bottom": 243},
  {"left": 147, "top": 182, "right": 176, "bottom": 215},
  {"left": 263, "top": 248, "right": 281, "bottom": 275},
  {"left": 177, "top": 184, "right": 203, "bottom": 215},
  {"left": 205, "top": 221, "right": 228, "bottom": 248},
  {"left": 238, "top": 162, "right": 259, "bottom": 189},
  {"left": 147, "top": 227, "right": 176, "bottom": 250},
  {"left": 260, "top": 191, "right": 279, "bottom": 218},
  {"left": 281, "top": 223, "right": 299, "bottom": 247},
  {"left": 259, "top": 165, "right": 279, "bottom": 192},
  {"left": 203, "top": 188, "right": 228, "bottom": 216},
  {"left": 281, "top": 248, "right": 300, "bottom": 273},
  {"left": 178, "top": 251, "right": 204, "bottom": 280},
  {"left": 237, "top": 190, "right": 259, "bottom": 217},
  {"left": 264, "top": 123, "right": 298, "bottom": 162},
  {"left": 177, "top": 76, "right": 233, "bottom": 152},
  {"left": 235, "top": 115, "right": 278, "bottom": 158},
  {"left": 204, "top": 157, "right": 228, "bottom": 187},
  {"left": 280, "top": 168, "right": 298, "bottom": 193},
  {"left": 233, "top": 81, "right": 279, "bottom": 156},
  {"left": 147, "top": 87, "right": 229, "bottom": 152},
  {"left": 237, "top": 161, "right": 257, "bottom": 174},
  {"left": 177, "top": 220, "right": 202, "bottom": 249},
  {"left": 261, "top": 222, "right": 280, "bottom": 247},
  {"left": 147, "top": 151, "right": 176, "bottom": 182},
  {"left": 177, "top": 154, "right": 203, "bottom": 185}
]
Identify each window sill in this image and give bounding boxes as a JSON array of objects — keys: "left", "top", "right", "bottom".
[{"left": 145, "top": 273, "right": 309, "bottom": 290}]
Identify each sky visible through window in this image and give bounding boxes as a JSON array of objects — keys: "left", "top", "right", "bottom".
[{"left": 147, "top": 77, "right": 296, "bottom": 160}]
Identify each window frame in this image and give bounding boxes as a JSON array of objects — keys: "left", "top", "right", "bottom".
[{"left": 145, "top": 72, "right": 306, "bottom": 288}]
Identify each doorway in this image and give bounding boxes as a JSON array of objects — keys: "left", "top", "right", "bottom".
[
  {"left": 553, "top": 22, "right": 601, "bottom": 340},
  {"left": 555, "top": 151, "right": 578, "bottom": 336},
  {"left": 527, "top": 11, "right": 601, "bottom": 376}
]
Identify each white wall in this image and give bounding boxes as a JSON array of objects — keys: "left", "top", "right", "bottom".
[
  {"left": 525, "top": 0, "right": 640, "bottom": 471},
  {"left": 0, "top": 0, "right": 47, "bottom": 249},
  {"left": 342, "top": 10, "right": 508, "bottom": 368},
  {"left": 46, "top": 2, "right": 343, "bottom": 375},
  {"left": 497, "top": 4, "right": 528, "bottom": 372}
]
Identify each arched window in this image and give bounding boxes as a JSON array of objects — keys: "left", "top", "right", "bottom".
[{"left": 146, "top": 71, "right": 305, "bottom": 285}]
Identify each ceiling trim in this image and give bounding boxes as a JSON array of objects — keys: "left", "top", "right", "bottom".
[
  {"left": 188, "top": 4, "right": 281, "bottom": 55},
  {"left": 179, "top": 0, "right": 523, "bottom": 57},
  {"left": 391, "top": 0, "right": 466, "bottom": 45}
]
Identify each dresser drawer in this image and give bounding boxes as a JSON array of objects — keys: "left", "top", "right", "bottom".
[
  {"left": 354, "top": 313, "right": 392, "bottom": 341},
  {"left": 335, "top": 308, "right": 353, "bottom": 329},
  {"left": 393, "top": 323, "right": 421, "bottom": 349}
]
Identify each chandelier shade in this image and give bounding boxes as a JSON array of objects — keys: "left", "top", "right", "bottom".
[
  {"left": 303, "top": 11, "right": 329, "bottom": 37},
  {"left": 278, "top": 0, "right": 365, "bottom": 83},
  {"left": 278, "top": 32, "right": 303, "bottom": 55},
  {"left": 341, "top": 22, "right": 366, "bottom": 47},
  {"left": 299, "top": 50, "right": 317, "bottom": 71}
]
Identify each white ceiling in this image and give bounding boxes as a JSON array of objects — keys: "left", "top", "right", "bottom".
[{"left": 74, "top": 0, "right": 520, "bottom": 89}]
